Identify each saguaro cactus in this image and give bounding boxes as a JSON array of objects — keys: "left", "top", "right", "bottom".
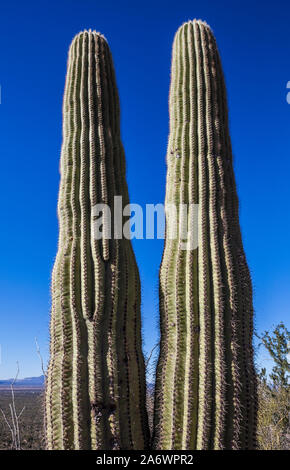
[
  {"left": 153, "top": 20, "right": 257, "bottom": 450},
  {"left": 45, "top": 30, "right": 149, "bottom": 450}
]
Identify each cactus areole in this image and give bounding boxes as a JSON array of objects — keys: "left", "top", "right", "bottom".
[
  {"left": 153, "top": 20, "right": 257, "bottom": 450},
  {"left": 45, "top": 30, "right": 149, "bottom": 450}
]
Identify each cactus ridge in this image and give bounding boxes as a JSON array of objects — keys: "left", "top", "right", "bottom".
[
  {"left": 153, "top": 20, "right": 257, "bottom": 450},
  {"left": 45, "top": 30, "right": 149, "bottom": 450}
]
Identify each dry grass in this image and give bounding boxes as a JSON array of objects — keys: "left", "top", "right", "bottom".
[{"left": 0, "top": 390, "right": 44, "bottom": 450}]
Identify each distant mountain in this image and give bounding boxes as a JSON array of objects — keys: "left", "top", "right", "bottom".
[
  {"left": 0, "top": 376, "right": 153, "bottom": 390},
  {"left": 147, "top": 382, "right": 155, "bottom": 392},
  {"left": 0, "top": 375, "right": 45, "bottom": 388}
]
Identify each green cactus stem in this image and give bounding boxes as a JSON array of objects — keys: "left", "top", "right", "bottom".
[
  {"left": 45, "top": 30, "right": 149, "bottom": 450},
  {"left": 153, "top": 20, "right": 257, "bottom": 450}
]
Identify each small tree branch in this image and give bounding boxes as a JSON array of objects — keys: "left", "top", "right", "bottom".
[
  {"left": 0, "top": 362, "right": 24, "bottom": 449},
  {"left": 145, "top": 342, "right": 159, "bottom": 370},
  {"left": 35, "top": 337, "right": 47, "bottom": 379},
  {"left": 0, "top": 408, "right": 15, "bottom": 449}
]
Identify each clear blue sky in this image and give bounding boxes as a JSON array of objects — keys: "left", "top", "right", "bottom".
[{"left": 0, "top": 0, "right": 289, "bottom": 378}]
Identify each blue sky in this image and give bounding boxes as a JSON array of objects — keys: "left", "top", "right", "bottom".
[{"left": 0, "top": 0, "right": 289, "bottom": 378}]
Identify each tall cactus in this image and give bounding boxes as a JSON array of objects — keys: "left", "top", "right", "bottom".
[
  {"left": 153, "top": 20, "right": 257, "bottom": 450},
  {"left": 45, "top": 30, "right": 149, "bottom": 450}
]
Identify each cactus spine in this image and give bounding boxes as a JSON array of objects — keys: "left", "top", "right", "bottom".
[
  {"left": 153, "top": 20, "right": 257, "bottom": 450},
  {"left": 45, "top": 30, "right": 149, "bottom": 450}
]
